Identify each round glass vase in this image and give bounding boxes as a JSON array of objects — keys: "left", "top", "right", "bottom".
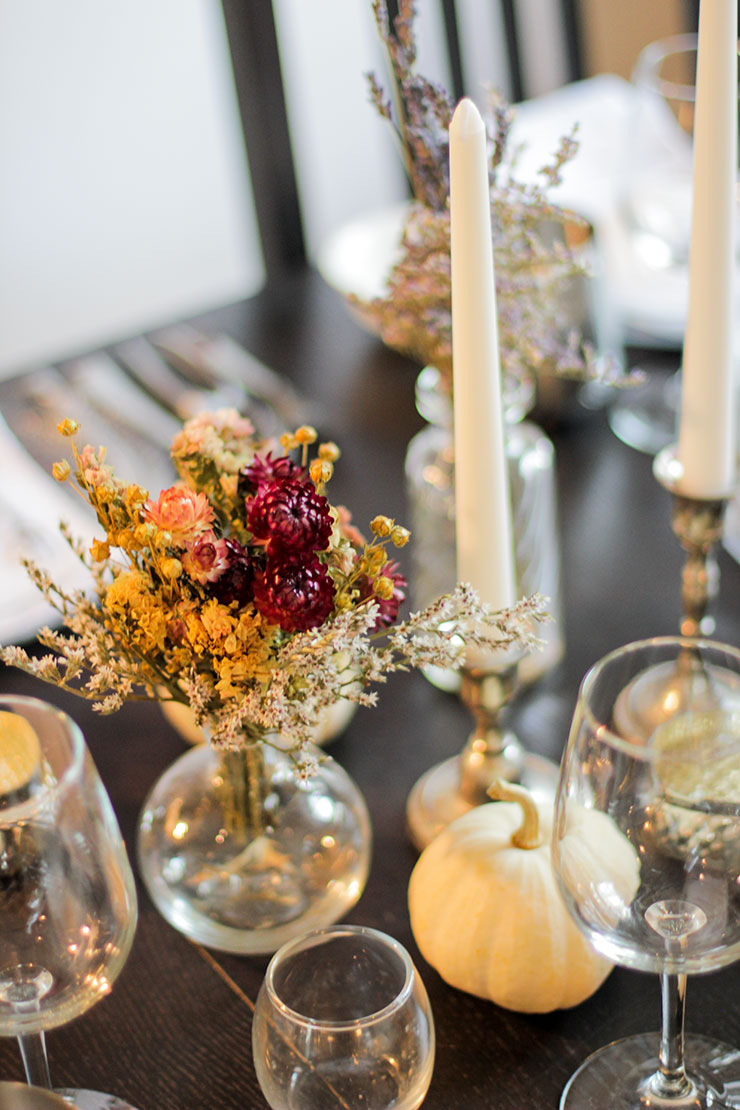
[
  {"left": 405, "top": 366, "right": 565, "bottom": 690},
  {"left": 137, "top": 734, "right": 371, "bottom": 956}
]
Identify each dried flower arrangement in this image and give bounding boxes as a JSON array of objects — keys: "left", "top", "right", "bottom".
[
  {"left": 0, "top": 410, "right": 544, "bottom": 765},
  {"left": 355, "top": 0, "right": 633, "bottom": 395}
]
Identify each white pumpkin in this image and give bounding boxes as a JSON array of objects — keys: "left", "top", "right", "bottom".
[{"left": 408, "top": 781, "right": 640, "bottom": 1014}]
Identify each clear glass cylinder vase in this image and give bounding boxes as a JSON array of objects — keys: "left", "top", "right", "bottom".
[
  {"left": 137, "top": 736, "right": 371, "bottom": 956},
  {"left": 405, "top": 367, "right": 564, "bottom": 689}
]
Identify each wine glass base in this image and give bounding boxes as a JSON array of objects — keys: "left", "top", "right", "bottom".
[
  {"left": 406, "top": 750, "right": 559, "bottom": 851},
  {"left": 561, "top": 1032, "right": 740, "bottom": 1108},
  {"left": 56, "top": 1090, "right": 141, "bottom": 1109},
  {"left": 607, "top": 372, "right": 680, "bottom": 456}
]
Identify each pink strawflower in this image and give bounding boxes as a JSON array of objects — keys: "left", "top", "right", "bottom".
[
  {"left": 253, "top": 556, "right": 335, "bottom": 631},
  {"left": 143, "top": 486, "right": 214, "bottom": 546},
  {"left": 181, "top": 531, "right": 231, "bottom": 585},
  {"left": 247, "top": 479, "right": 333, "bottom": 555}
]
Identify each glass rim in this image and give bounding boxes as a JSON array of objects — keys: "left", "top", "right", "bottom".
[
  {"left": 633, "top": 32, "right": 698, "bottom": 101},
  {"left": 0, "top": 694, "right": 86, "bottom": 815},
  {"left": 577, "top": 634, "right": 740, "bottom": 760},
  {"left": 264, "top": 924, "right": 415, "bottom": 1030}
]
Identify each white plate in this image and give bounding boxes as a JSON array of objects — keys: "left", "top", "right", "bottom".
[
  {"left": 314, "top": 75, "right": 711, "bottom": 350},
  {"left": 316, "top": 201, "right": 408, "bottom": 333}
]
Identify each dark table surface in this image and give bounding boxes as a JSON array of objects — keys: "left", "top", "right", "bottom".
[{"left": 1, "top": 268, "right": 740, "bottom": 1109}]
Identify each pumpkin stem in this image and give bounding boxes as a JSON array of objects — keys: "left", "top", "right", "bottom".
[{"left": 487, "top": 780, "right": 542, "bottom": 849}]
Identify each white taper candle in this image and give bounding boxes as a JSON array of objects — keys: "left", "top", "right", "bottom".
[
  {"left": 449, "top": 98, "right": 516, "bottom": 611},
  {"left": 677, "top": 0, "right": 738, "bottom": 498}
]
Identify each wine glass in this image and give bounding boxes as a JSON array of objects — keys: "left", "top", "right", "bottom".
[
  {"left": 0, "top": 695, "right": 139, "bottom": 1109},
  {"left": 252, "top": 924, "right": 435, "bottom": 1109},
  {"left": 552, "top": 636, "right": 740, "bottom": 1108},
  {"left": 607, "top": 34, "right": 740, "bottom": 458}
]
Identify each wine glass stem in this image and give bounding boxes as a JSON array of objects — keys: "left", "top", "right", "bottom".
[
  {"left": 17, "top": 1031, "right": 52, "bottom": 1089},
  {"left": 652, "top": 972, "right": 694, "bottom": 1100}
]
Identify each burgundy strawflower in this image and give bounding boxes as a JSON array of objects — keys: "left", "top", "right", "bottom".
[
  {"left": 208, "top": 537, "right": 256, "bottom": 607},
  {"left": 359, "top": 561, "right": 407, "bottom": 630},
  {"left": 253, "top": 556, "right": 335, "bottom": 631},
  {"left": 239, "top": 452, "right": 305, "bottom": 498},
  {"left": 247, "top": 479, "right": 333, "bottom": 555}
]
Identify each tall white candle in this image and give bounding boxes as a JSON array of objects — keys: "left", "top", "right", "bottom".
[
  {"left": 677, "top": 0, "right": 738, "bottom": 498},
  {"left": 449, "top": 98, "right": 516, "bottom": 611}
]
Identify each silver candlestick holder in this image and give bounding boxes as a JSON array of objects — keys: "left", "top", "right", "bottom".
[
  {"left": 613, "top": 444, "right": 738, "bottom": 744},
  {"left": 653, "top": 445, "right": 726, "bottom": 637},
  {"left": 405, "top": 655, "right": 559, "bottom": 851}
]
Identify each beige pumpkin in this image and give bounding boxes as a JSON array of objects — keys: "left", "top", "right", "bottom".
[{"left": 408, "top": 781, "right": 640, "bottom": 1013}]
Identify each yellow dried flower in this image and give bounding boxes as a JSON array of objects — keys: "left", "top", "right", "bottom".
[
  {"left": 153, "top": 530, "right": 172, "bottom": 550},
  {"left": 200, "top": 599, "right": 236, "bottom": 643},
  {"left": 280, "top": 432, "right": 299, "bottom": 451},
  {"left": 220, "top": 474, "right": 238, "bottom": 498},
  {"left": 113, "top": 528, "right": 138, "bottom": 552},
  {"left": 370, "top": 515, "right": 394, "bottom": 538},
  {"left": 90, "top": 538, "right": 110, "bottom": 561},
  {"left": 374, "top": 576, "right": 394, "bottom": 600},
  {"left": 104, "top": 571, "right": 168, "bottom": 653},
  {"left": 52, "top": 460, "right": 71, "bottom": 482},
  {"left": 95, "top": 485, "right": 116, "bottom": 504},
  {"left": 364, "top": 546, "right": 387, "bottom": 575},
  {"left": 161, "top": 557, "right": 182, "bottom": 580},
  {"left": 318, "top": 442, "right": 340, "bottom": 462},
  {"left": 309, "top": 459, "right": 333, "bottom": 485},
  {"left": 125, "top": 484, "right": 148, "bottom": 509},
  {"left": 57, "top": 418, "right": 80, "bottom": 437},
  {"left": 391, "top": 525, "right": 410, "bottom": 547},
  {"left": 294, "top": 425, "right": 317, "bottom": 445},
  {"left": 134, "top": 522, "right": 157, "bottom": 546}
]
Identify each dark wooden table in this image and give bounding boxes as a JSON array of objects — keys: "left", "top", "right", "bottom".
[{"left": 1, "top": 270, "right": 739, "bottom": 1108}]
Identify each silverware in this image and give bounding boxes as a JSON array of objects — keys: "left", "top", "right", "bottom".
[
  {"left": 114, "top": 336, "right": 243, "bottom": 421},
  {"left": 151, "top": 323, "right": 318, "bottom": 430},
  {"left": 16, "top": 365, "right": 174, "bottom": 492},
  {"left": 62, "top": 352, "right": 182, "bottom": 448}
]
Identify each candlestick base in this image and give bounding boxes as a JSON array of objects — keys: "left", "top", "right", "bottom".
[
  {"left": 406, "top": 748, "right": 559, "bottom": 852},
  {"left": 405, "top": 659, "right": 559, "bottom": 851}
]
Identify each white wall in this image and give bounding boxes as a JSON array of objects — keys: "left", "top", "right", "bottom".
[
  {"left": 0, "top": 0, "right": 264, "bottom": 377},
  {"left": 0, "top": 0, "right": 573, "bottom": 378}
]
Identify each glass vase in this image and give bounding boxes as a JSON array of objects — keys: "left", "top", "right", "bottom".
[
  {"left": 137, "top": 735, "right": 371, "bottom": 956},
  {"left": 405, "top": 366, "right": 564, "bottom": 690}
]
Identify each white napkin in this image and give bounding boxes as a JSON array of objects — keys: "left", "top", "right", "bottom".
[{"left": 0, "top": 413, "right": 94, "bottom": 645}]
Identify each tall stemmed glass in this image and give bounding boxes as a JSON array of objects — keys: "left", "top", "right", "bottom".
[
  {"left": 0, "top": 695, "right": 139, "bottom": 1109},
  {"left": 552, "top": 637, "right": 740, "bottom": 1109}
]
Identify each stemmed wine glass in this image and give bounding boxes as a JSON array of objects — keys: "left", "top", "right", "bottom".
[
  {"left": 552, "top": 636, "right": 740, "bottom": 1108},
  {"left": 0, "top": 695, "right": 139, "bottom": 1109}
]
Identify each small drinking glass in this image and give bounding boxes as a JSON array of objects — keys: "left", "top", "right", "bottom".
[
  {"left": 552, "top": 636, "right": 740, "bottom": 1108},
  {"left": 0, "top": 695, "right": 139, "bottom": 1109},
  {"left": 252, "top": 925, "right": 435, "bottom": 1110}
]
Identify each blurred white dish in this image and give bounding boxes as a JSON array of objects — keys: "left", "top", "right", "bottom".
[
  {"left": 316, "top": 201, "right": 408, "bottom": 333},
  {"left": 314, "top": 75, "right": 717, "bottom": 351},
  {"left": 160, "top": 695, "right": 357, "bottom": 749}
]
